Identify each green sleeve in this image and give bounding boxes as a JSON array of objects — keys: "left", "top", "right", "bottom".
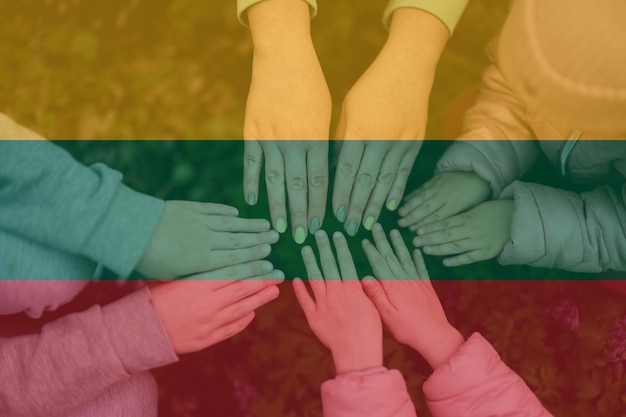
[
  {"left": 237, "top": 0, "right": 318, "bottom": 27},
  {"left": 383, "top": 0, "right": 470, "bottom": 35}
]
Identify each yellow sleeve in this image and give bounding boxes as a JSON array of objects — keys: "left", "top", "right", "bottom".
[
  {"left": 237, "top": 0, "right": 318, "bottom": 27},
  {"left": 383, "top": 0, "right": 470, "bottom": 35}
]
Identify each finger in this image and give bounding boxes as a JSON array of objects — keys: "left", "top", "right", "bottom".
[
  {"left": 398, "top": 199, "right": 445, "bottom": 229},
  {"left": 361, "top": 239, "right": 394, "bottom": 281},
  {"left": 413, "top": 206, "right": 460, "bottom": 230},
  {"left": 191, "top": 259, "right": 275, "bottom": 284},
  {"left": 209, "top": 244, "right": 272, "bottom": 270},
  {"left": 413, "top": 226, "right": 466, "bottom": 248},
  {"left": 293, "top": 278, "right": 317, "bottom": 318},
  {"left": 371, "top": 223, "right": 405, "bottom": 279},
  {"left": 263, "top": 142, "right": 288, "bottom": 234},
  {"left": 362, "top": 146, "right": 403, "bottom": 230},
  {"left": 360, "top": 276, "right": 395, "bottom": 315},
  {"left": 307, "top": 141, "right": 329, "bottom": 235},
  {"left": 411, "top": 249, "right": 431, "bottom": 281},
  {"left": 206, "top": 216, "right": 271, "bottom": 233},
  {"left": 397, "top": 186, "right": 437, "bottom": 217},
  {"left": 211, "top": 311, "right": 256, "bottom": 345},
  {"left": 243, "top": 140, "right": 263, "bottom": 206},
  {"left": 218, "top": 269, "right": 285, "bottom": 305},
  {"left": 415, "top": 217, "right": 465, "bottom": 236},
  {"left": 285, "top": 144, "right": 309, "bottom": 244},
  {"left": 389, "top": 229, "right": 417, "bottom": 277},
  {"left": 332, "top": 141, "right": 364, "bottom": 223},
  {"left": 210, "top": 230, "right": 280, "bottom": 250},
  {"left": 387, "top": 142, "right": 420, "bottom": 212},
  {"left": 332, "top": 232, "right": 359, "bottom": 282},
  {"left": 423, "top": 239, "right": 475, "bottom": 256},
  {"left": 218, "top": 285, "right": 280, "bottom": 324},
  {"left": 442, "top": 250, "right": 486, "bottom": 267},
  {"left": 301, "top": 245, "right": 326, "bottom": 301},
  {"left": 345, "top": 143, "right": 385, "bottom": 236},
  {"left": 315, "top": 230, "right": 340, "bottom": 282}
]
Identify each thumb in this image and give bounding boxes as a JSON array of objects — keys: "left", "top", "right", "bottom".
[{"left": 361, "top": 276, "right": 392, "bottom": 312}]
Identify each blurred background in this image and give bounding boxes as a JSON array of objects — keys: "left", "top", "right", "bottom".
[{"left": 1, "top": 0, "right": 625, "bottom": 416}]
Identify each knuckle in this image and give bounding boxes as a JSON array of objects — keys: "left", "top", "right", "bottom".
[
  {"left": 349, "top": 205, "right": 364, "bottom": 214},
  {"left": 246, "top": 154, "right": 261, "bottom": 167},
  {"left": 287, "top": 177, "right": 307, "bottom": 191},
  {"left": 374, "top": 257, "right": 387, "bottom": 269},
  {"left": 356, "top": 173, "right": 374, "bottom": 188},
  {"left": 266, "top": 170, "right": 285, "bottom": 185},
  {"left": 444, "top": 230, "right": 453, "bottom": 240},
  {"left": 309, "top": 174, "right": 326, "bottom": 189},
  {"left": 226, "top": 252, "right": 239, "bottom": 265},
  {"left": 377, "top": 172, "right": 394, "bottom": 186},
  {"left": 452, "top": 241, "right": 464, "bottom": 251},
  {"left": 383, "top": 253, "right": 398, "bottom": 264},
  {"left": 397, "top": 167, "right": 410, "bottom": 178},
  {"left": 339, "top": 162, "right": 357, "bottom": 179},
  {"left": 321, "top": 260, "right": 335, "bottom": 273},
  {"left": 399, "top": 257, "right": 413, "bottom": 267}
]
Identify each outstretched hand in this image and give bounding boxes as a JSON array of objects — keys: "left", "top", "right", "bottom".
[
  {"left": 293, "top": 231, "right": 383, "bottom": 374},
  {"left": 137, "top": 201, "right": 278, "bottom": 280},
  {"left": 360, "top": 224, "right": 464, "bottom": 369}
]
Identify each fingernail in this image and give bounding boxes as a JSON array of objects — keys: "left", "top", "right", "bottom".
[
  {"left": 364, "top": 216, "right": 375, "bottom": 231},
  {"left": 230, "top": 207, "right": 239, "bottom": 216},
  {"left": 398, "top": 218, "right": 407, "bottom": 227},
  {"left": 424, "top": 246, "right": 432, "bottom": 253},
  {"left": 387, "top": 200, "right": 398, "bottom": 211},
  {"left": 246, "top": 192, "right": 256, "bottom": 206},
  {"left": 309, "top": 217, "right": 320, "bottom": 235},
  {"left": 269, "top": 230, "right": 279, "bottom": 241},
  {"left": 301, "top": 246, "right": 312, "bottom": 255},
  {"left": 260, "top": 220, "right": 270, "bottom": 230},
  {"left": 391, "top": 229, "right": 401, "bottom": 238},
  {"left": 273, "top": 270, "right": 285, "bottom": 281},
  {"left": 275, "top": 218, "right": 287, "bottom": 234},
  {"left": 413, "top": 237, "right": 421, "bottom": 246},
  {"left": 294, "top": 227, "right": 306, "bottom": 245},
  {"left": 333, "top": 231, "right": 343, "bottom": 240},
  {"left": 337, "top": 205, "right": 347, "bottom": 222},
  {"left": 417, "top": 228, "right": 425, "bottom": 235},
  {"left": 372, "top": 223, "right": 383, "bottom": 232},
  {"left": 262, "top": 244, "right": 271, "bottom": 254},
  {"left": 263, "top": 262, "right": 273, "bottom": 272},
  {"left": 346, "top": 220, "right": 358, "bottom": 237}
]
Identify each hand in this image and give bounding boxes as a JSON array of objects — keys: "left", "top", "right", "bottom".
[
  {"left": 332, "top": 9, "right": 449, "bottom": 236},
  {"left": 244, "top": 140, "right": 328, "bottom": 244},
  {"left": 293, "top": 231, "right": 383, "bottom": 374},
  {"left": 333, "top": 141, "right": 421, "bottom": 236},
  {"left": 412, "top": 200, "right": 514, "bottom": 267},
  {"left": 136, "top": 201, "right": 278, "bottom": 280},
  {"left": 244, "top": 0, "right": 331, "bottom": 244},
  {"left": 150, "top": 260, "right": 284, "bottom": 354},
  {"left": 398, "top": 171, "right": 491, "bottom": 231},
  {"left": 360, "top": 224, "right": 464, "bottom": 369}
]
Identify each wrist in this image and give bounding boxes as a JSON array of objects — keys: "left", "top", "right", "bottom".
[
  {"left": 386, "top": 8, "right": 448, "bottom": 68},
  {"left": 248, "top": 0, "right": 313, "bottom": 52},
  {"left": 408, "top": 324, "right": 464, "bottom": 370},
  {"left": 331, "top": 344, "right": 383, "bottom": 375}
]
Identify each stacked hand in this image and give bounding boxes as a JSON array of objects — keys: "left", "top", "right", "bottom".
[
  {"left": 294, "top": 226, "right": 464, "bottom": 373},
  {"left": 137, "top": 201, "right": 279, "bottom": 280}
]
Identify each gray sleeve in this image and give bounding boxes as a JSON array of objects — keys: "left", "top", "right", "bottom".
[
  {"left": 497, "top": 180, "right": 626, "bottom": 273},
  {"left": 0, "top": 139, "right": 164, "bottom": 278}
]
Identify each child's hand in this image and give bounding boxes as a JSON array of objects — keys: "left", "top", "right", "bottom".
[
  {"left": 137, "top": 201, "right": 279, "bottom": 280},
  {"left": 293, "top": 231, "right": 383, "bottom": 374},
  {"left": 398, "top": 171, "right": 491, "bottom": 231},
  {"left": 412, "top": 200, "right": 513, "bottom": 267},
  {"left": 150, "top": 260, "right": 283, "bottom": 354},
  {"left": 360, "top": 224, "right": 464, "bottom": 369}
]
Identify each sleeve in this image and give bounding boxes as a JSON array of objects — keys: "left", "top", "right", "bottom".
[
  {"left": 496, "top": 179, "right": 626, "bottom": 273},
  {"left": 0, "top": 114, "right": 164, "bottom": 278},
  {"left": 435, "top": 65, "right": 540, "bottom": 197},
  {"left": 383, "top": 0, "right": 470, "bottom": 34},
  {"left": 321, "top": 368, "right": 418, "bottom": 417},
  {"left": 237, "top": 0, "right": 318, "bottom": 27},
  {"left": 423, "top": 333, "right": 554, "bottom": 417},
  {"left": 0, "top": 287, "right": 178, "bottom": 417}
]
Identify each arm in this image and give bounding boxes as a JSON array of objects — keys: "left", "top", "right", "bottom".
[
  {"left": 498, "top": 179, "right": 626, "bottom": 272},
  {"left": 424, "top": 333, "right": 554, "bottom": 417},
  {"left": 360, "top": 226, "right": 554, "bottom": 417},
  {"left": 241, "top": 0, "right": 331, "bottom": 243},
  {"left": 0, "top": 287, "right": 177, "bottom": 417},
  {"left": 333, "top": 8, "right": 448, "bottom": 235},
  {"left": 292, "top": 231, "right": 418, "bottom": 417}
]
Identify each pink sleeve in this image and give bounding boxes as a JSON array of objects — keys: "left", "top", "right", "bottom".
[
  {"left": 0, "top": 286, "right": 178, "bottom": 417},
  {"left": 321, "top": 368, "right": 418, "bottom": 417},
  {"left": 423, "top": 333, "right": 554, "bottom": 417}
]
